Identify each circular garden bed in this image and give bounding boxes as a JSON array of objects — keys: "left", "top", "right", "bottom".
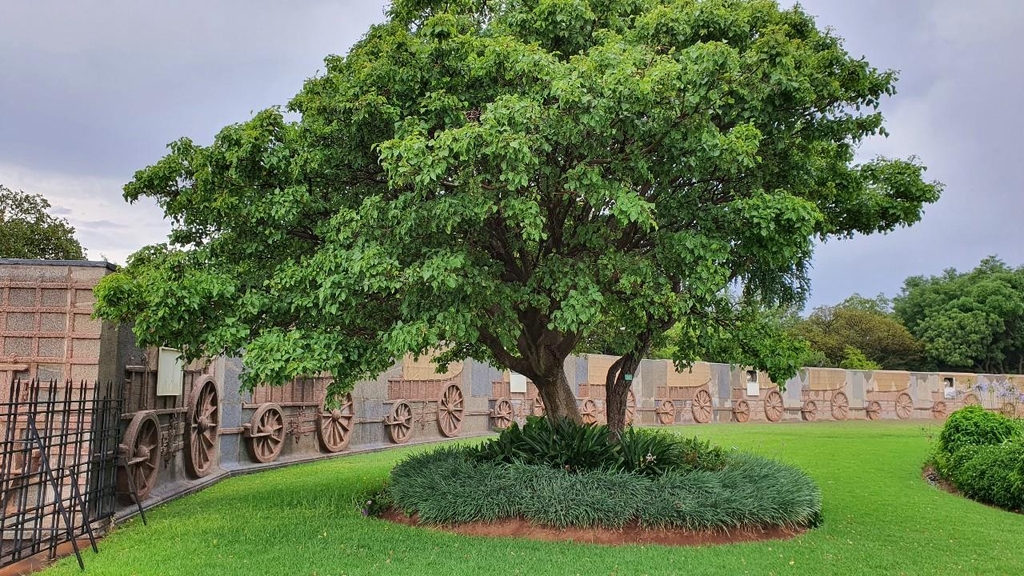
[{"left": 371, "top": 417, "right": 822, "bottom": 544}]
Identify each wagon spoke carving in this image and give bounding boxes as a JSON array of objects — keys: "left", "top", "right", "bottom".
[
  {"left": 532, "top": 396, "right": 545, "bottom": 417},
  {"left": 186, "top": 378, "right": 219, "bottom": 478},
  {"left": 580, "top": 398, "right": 599, "bottom": 425},
  {"left": 117, "top": 411, "right": 161, "bottom": 503},
  {"left": 655, "top": 399, "right": 676, "bottom": 425},
  {"left": 490, "top": 397, "right": 514, "bottom": 430},
  {"left": 246, "top": 403, "right": 285, "bottom": 463},
  {"left": 865, "top": 400, "right": 882, "bottom": 420},
  {"left": 318, "top": 392, "right": 355, "bottom": 453},
  {"left": 764, "top": 390, "right": 784, "bottom": 422},
  {"left": 895, "top": 393, "right": 913, "bottom": 420},
  {"left": 801, "top": 399, "right": 818, "bottom": 422},
  {"left": 691, "top": 390, "right": 713, "bottom": 424},
  {"left": 732, "top": 399, "right": 750, "bottom": 423},
  {"left": 386, "top": 401, "right": 414, "bottom": 444},
  {"left": 438, "top": 385, "right": 465, "bottom": 437},
  {"left": 831, "top": 392, "right": 849, "bottom": 421}
]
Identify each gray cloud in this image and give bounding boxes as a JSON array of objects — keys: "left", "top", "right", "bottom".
[
  {"left": 794, "top": 0, "right": 1024, "bottom": 308},
  {"left": 77, "top": 220, "right": 129, "bottom": 230},
  {"left": 1, "top": 0, "right": 1021, "bottom": 309}
]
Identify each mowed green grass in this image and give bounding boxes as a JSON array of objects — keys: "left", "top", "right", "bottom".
[{"left": 44, "top": 421, "right": 1024, "bottom": 576}]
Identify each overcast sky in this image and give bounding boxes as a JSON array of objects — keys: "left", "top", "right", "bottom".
[{"left": 2, "top": 0, "right": 1021, "bottom": 311}]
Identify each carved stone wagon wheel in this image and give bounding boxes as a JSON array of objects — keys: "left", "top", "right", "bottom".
[
  {"left": 386, "top": 401, "right": 414, "bottom": 444},
  {"left": 490, "top": 397, "right": 515, "bottom": 430},
  {"left": 801, "top": 400, "right": 818, "bottom": 422},
  {"left": 895, "top": 393, "right": 914, "bottom": 420},
  {"left": 764, "top": 390, "right": 784, "bottom": 422},
  {"left": 732, "top": 399, "right": 750, "bottom": 423},
  {"left": 625, "top": 389, "right": 637, "bottom": 425},
  {"left": 691, "top": 390, "right": 713, "bottom": 424},
  {"left": 655, "top": 399, "right": 676, "bottom": 425},
  {"left": 185, "top": 377, "right": 219, "bottom": 478},
  {"left": 532, "top": 396, "right": 545, "bottom": 417},
  {"left": 1001, "top": 402, "right": 1016, "bottom": 418},
  {"left": 437, "top": 384, "right": 465, "bottom": 437},
  {"left": 865, "top": 400, "right": 882, "bottom": 420},
  {"left": 931, "top": 401, "right": 947, "bottom": 419},
  {"left": 318, "top": 392, "right": 355, "bottom": 453},
  {"left": 580, "top": 399, "right": 599, "bottom": 425},
  {"left": 246, "top": 403, "right": 285, "bottom": 463},
  {"left": 963, "top": 393, "right": 980, "bottom": 406},
  {"left": 117, "top": 411, "right": 160, "bottom": 503},
  {"left": 831, "top": 392, "right": 850, "bottom": 421}
]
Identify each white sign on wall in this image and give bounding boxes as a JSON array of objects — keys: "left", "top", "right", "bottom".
[
  {"left": 745, "top": 370, "right": 760, "bottom": 397},
  {"left": 157, "top": 347, "right": 184, "bottom": 396},
  {"left": 510, "top": 372, "right": 528, "bottom": 394}
]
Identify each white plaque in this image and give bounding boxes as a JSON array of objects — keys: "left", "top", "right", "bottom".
[
  {"left": 157, "top": 347, "right": 184, "bottom": 396},
  {"left": 510, "top": 372, "right": 528, "bottom": 394},
  {"left": 745, "top": 371, "right": 759, "bottom": 397}
]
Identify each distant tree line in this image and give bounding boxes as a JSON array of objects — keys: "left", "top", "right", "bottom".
[
  {"left": 587, "top": 256, "right": 1024, "bottom": 375},
  {"left": 1, "top": 185, "right": 85, "bottom": 260}
]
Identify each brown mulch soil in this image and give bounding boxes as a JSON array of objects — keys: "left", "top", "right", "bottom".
[
  {"left": 922, "top": 464, "right": 958, "bottom": 495},
  {"left": 379, "top": 508, "right": 805, "bottom": 547}
]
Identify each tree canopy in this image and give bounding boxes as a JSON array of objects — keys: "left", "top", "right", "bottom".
[
  {"left": 791, "top": 294, "right": 924, "bottom": 371},
  {"left": 94, "top": 0, "right": 941, "bottom": 429},
  {"left": 0, "top": 185, "right": 85, "bottom": 260},
  {"left": 894, "top": 257, "right": 1024, "bottom": 374}
]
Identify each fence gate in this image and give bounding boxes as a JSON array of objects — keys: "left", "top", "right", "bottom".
[{"left": 0, "top": 379, "right": 122, "bottom": 569}]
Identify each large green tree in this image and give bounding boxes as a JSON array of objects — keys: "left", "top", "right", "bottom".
[
  {"left": 95, "top": 0, "right": 940, "bottom": 432},
  {"left": 894, "top": 257, "right": 1024, "bottom": 374},
  {"left": 792, "top": 294, "right": 925, "bottom": 371},
  {"left": 0, "top": 185, "right": 85, "bottom": 260}
]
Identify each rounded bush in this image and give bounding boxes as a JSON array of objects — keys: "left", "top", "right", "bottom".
[
  {"left": 949, "top": 442, "right": 1024, "bottom": 512},
  {"left": 937, "top": 405, "right": 1018, "bottom": 457}
]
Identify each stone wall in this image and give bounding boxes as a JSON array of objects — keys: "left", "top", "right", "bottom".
[{"left": 3, "top": 260, "right": 1022, "bottom": 523}]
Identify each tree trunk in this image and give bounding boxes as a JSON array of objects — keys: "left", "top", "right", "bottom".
[
  {"left": 535, "top": 368, "right": 582, "bottom": 424},
  {"left": 605, "top": 353, "right": 643, "bottom": 438}
]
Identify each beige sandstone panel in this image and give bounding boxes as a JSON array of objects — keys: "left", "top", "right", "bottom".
[
  {"left": 402, "top": 352, "right": 463, "bottom": 380},
  {"left": 586, "top": 354, "right": 617, "bottom": 384},
  {"left": 806, "top": 367, "right": 846, "bottom": 391},
  {"left": 872, "top": 370, "right": 909, "bottom": 392},
  {"left": 666, "top": 362, "right": 712, "bottom": 388}
]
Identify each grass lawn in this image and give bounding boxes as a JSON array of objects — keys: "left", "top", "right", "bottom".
[{"left": 43, "top": 421, "right": 1024, "bottom": 575}]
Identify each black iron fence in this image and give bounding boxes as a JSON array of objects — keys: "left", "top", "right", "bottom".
[{"left": 0, "top": 379, "right": 122, "bottom": 569}]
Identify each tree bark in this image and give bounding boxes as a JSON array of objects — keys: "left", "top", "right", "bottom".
[
  {"left": 605, "top": 352, "right": 643, "bottom": 438},
  {"left": 476, "top": 321, "right": 582, "bottom": 424},
  {"left": 604, "top": 318, "right": 668, "bottom": 437},
  {"left": 535, "top": 368, "right": 582, "bottom": 424}
]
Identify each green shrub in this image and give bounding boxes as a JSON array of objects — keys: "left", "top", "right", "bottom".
[
  {"left": 932, "top": 405, "right": 1024, "bottom": 513},
  {"left": 948, "top": 442, "right": 1024, "bottom": 512},
  {"left": 618, "top": 428, "right": 726, "bottom": 476},
  {"left": 468, "top": 416, "right": 618, "bottom": 472},
  {"left": 467, "top": 416, "right": 726, "bottom": 476},
  {"left": 387, "top": 445, "right": 821, "bottom": 530},
  {"left": 937, "top": 405, "right": 1018, "bottom": 457}
]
